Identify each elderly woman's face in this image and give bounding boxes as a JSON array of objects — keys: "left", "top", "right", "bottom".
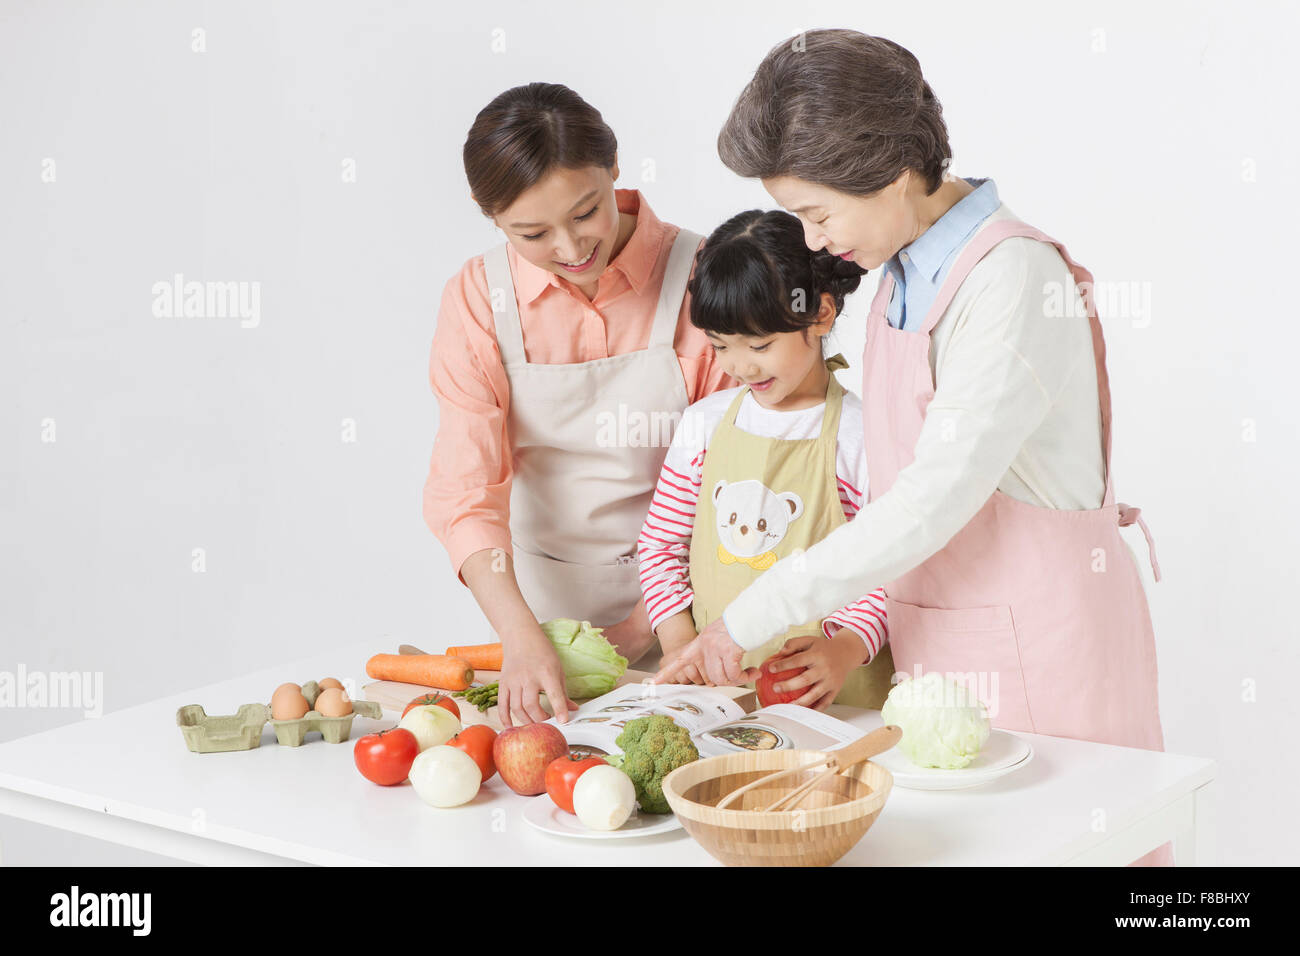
[{"left": 762, "top": 173, "right": 913, "bottom": 271}]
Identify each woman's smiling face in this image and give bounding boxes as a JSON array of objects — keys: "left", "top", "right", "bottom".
[
  {"left": 761, "top": 172, "right": 915, "bottom": 270},
  {"left": 492, "top": 163, "right": 624, "bottom": 281}
]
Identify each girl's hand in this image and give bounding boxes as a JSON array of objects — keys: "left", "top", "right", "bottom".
[
  {"left": 497, "top": 626, "right": 579, "bottom": 727},
  {"left": 769, "top": 629, "right": 871, "bottom": 711}
]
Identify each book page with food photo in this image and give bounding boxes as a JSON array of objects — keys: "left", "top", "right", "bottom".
[{"left": 551, "top": 683, "right": 862, "bottom": 758}]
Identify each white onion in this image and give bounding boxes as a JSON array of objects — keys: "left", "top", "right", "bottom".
[
  {"left": 572, "top": 765, "right": 636, "bottom": 831},
  {"left": 398, "top": 705, "right": 461, "bottom": 751},
  {"left": 409, "top": 745, "right": 482, "bottom": 807}
]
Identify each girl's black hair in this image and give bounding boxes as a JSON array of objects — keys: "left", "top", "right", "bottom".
[{"left": 687, "top": 209, "right": 867, "bottom": 338}]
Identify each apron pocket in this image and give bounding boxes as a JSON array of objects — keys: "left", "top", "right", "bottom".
[{"left": 883, "top": 597, "right": 1034, "bottom": 733}]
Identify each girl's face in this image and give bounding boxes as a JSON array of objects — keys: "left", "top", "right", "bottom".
[
  {"left": 761, "top": 172, "right": 916, "bottom": 271},
  {"left": 704, "top": 294, "right": 836, "bottom": 411},
  {"left": 491, "top": 163, "right": 624, "bottom": 282}
]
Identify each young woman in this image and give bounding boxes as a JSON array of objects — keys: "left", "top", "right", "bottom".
[
  {"left": 424, "top": 83, "right": 731, "bottom": 727},
  {"left": 657, "top": 30, "right": 1171, "bottom": 866}
]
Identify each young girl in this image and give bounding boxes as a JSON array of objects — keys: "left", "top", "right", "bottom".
[{"left": 637, "top": 210, "right": 895, "bottom": 710}]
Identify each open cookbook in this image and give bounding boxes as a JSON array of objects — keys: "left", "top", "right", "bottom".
[{"left": 550, "top": 682, "right": 862, "bottom": 758}]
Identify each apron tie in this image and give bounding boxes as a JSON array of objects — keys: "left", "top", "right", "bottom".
[
  {"left": 824, "top": 352, "right": 850, "bottom": 373},
  {"left": 1117, "top": 503, "right": 1161, "bottom": 583}
]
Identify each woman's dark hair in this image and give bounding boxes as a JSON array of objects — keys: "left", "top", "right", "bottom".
[
  {"left": 718, "top": 29, "right": 951, "bottom": 196},
  {"left": 463, "top": 82, "right": 618, "bottom": 218},
  {"left": 688, "top": 210, "right": 866, "bottom": 338}
]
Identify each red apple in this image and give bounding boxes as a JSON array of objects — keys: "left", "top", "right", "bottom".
[
  {"left": 756, "top": 655, "right": 808, "bottom": 707},
  {"left": 492, "top": 723, "right": 569, "bottom": 795}
]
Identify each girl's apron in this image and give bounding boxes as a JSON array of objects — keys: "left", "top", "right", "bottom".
[
  {"left": 481, "top": 229, "right": 702, "bottom": 654},
  {"left": 689, "top": 356, "right": 896, "bottom": 708},
  {"left": 863, "top": 217, "right": 1171, "bottom": 865}
]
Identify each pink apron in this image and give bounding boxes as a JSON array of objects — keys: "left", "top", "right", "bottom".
[{"left": 862, "top": 218, "right": 1172, "bottom": 866}]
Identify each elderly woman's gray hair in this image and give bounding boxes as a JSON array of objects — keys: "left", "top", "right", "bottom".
[{"left": 718, "top": 29, "right": 953, "bottom": 197}]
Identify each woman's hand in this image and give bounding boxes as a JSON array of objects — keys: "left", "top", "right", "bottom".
[
  {"left": 458, "top": 548, "right": 578, "bottom": 727},
  {"left": 655, "top": 615, "right": 758, "bottom": 686},
  {"left": 655, "top": 611, "right": 709, "bottom": 685},
  {"left": 767, "top": 628, "right": 870, "bottom": 711},
  {"left": 497, "top": 625, "right": 579, "bottom": 727}
]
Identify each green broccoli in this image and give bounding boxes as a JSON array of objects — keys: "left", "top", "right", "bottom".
[{"left": 605, "top": 715, "right": 699, "bottom": 814}]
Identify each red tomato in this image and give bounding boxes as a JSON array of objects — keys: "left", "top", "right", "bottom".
[
  {"left": 756, "top": 655, "right": 807, "bottom": 707},
  {"left": 545, "top": 754, "right": 607, "bottom": 814},
  {"left": 353, "top": 727, "right": 420, "bottom": 786},
  {"left": 447, "top": 724, "right": 498, "bottom": 782},
  {"left": 402, "top": 693, "right": 460, "bottom": 720}
]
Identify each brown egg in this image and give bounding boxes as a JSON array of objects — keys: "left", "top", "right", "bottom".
[
  {"left": 271, "top": 685, "right": 310, "bottom": 721},
  {"left": 314, "top": 687, "right": 353, "bottom": 717},
  {"left": 317, "top": 677, "right": 344, "bottom": 693}
]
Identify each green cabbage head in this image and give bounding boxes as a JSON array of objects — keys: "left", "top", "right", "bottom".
[
  {"left": 881, "top": 673, "right": 991, "bottom": 769},
  {"left": 540, "top": 618, "right": 629, "bottom": 699}
]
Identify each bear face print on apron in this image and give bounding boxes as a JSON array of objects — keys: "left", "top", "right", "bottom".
[
  {"left": 689, "top": 356, "right": 896, "bottom": 709},
  {"left": 862, "top": 218, "right": 1171, "bottom": 864},
  {"left": 481, "top": 230, "right": 702, "bottom": 643}
]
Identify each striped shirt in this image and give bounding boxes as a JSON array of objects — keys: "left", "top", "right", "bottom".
[{"left": 637, "top": 385, "right": 888, "bottom": 660}]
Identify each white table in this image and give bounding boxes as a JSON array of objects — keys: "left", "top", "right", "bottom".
[{"left": 0, "top": 639, "right": 1217, "bottom": 866}]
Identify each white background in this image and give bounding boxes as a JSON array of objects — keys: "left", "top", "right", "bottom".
[{"left": 2, "top": 0, "right": 1296, "bottom": 865}]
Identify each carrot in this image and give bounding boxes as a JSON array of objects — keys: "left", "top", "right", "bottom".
[
  {"left": 444, "top": 643, "right": 504, "bottom": 672},
  {"left": 365, "top": 654, "right": 473, "bottom": 691}
]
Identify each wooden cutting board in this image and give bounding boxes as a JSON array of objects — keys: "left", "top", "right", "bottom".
[
  {"left": 363, "top": 669, "right": 507, "bottom": 729},
  {"left": 363, "top": 669, "right": 755, "bottom": 731}
]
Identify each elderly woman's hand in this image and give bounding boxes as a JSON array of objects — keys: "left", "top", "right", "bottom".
[{"left": 653, "top": 615, "right": 759, "bottom": 686}]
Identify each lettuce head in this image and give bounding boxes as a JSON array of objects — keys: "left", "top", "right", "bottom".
[
  {"left": 540, "top": 618, "right": 629, "bottom": 699},
  {"left": 881, "top": 673, "right": 991, "bottom": 769}
]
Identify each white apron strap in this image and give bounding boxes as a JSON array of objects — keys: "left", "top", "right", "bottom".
[
  {"left": 648, "top": 229, "right": 704, "bottom": 349},
  {"left": 483, "top": 242, "right": 526, "bottom": 367}
]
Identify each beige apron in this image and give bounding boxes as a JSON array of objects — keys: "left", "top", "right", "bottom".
[
  {"left": 482, "top": 230, "right": 702, "bottom": 651},
  {"left": 688, "top": 356, "right": 896, "bottom": 708}
]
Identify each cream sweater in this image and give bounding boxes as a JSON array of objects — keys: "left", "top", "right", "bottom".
[{"left": 724, "top": 204, "right": 1107, "bottom": 651}]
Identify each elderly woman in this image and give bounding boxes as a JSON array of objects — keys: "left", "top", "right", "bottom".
[{"left": 656, "top": 29, "right": 1171, "bottom": 866}]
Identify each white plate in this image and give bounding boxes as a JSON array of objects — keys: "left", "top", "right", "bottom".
[
  {"left": 871, "top": 729, "right": 1034, "bottom": 790},
  {"left": 521, "top": 795, "right": 683, "bottom": 838}
]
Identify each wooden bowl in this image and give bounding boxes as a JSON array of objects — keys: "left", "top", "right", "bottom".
[{"left": 662, "top": 749, "right": 893, "bottom": 867}]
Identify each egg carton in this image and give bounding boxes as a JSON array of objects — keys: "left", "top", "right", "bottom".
[
  {"left": 176, "top": 703, "right": 273, "bottom": 753},
  {"left": 177, "top": 680, "right": 383, "bottom": 753}
]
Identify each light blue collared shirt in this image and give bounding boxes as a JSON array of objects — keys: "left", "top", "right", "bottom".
[{"left": 884, "top": 177, "right": 1001, "bottom": 331}]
